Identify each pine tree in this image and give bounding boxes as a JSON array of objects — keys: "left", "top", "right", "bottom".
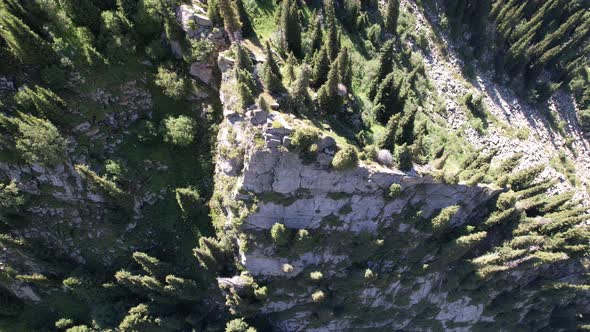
[
  {"left": 0, "top": 9, "right": 53, "bottom": 65},
  {"left": 234, "top": 43, "right": 253, "bottom": 72},
  {"left": 236, "top": 0, "right": 254, "bottom": 37},
  {"left": 309, "top": 12, "right": 323, "bottom": 54},
  {"left": 133, "top": 252, "right": 167, "bottom": 279},
  {"left": 311, "top": 47, "right": 330, "bottom": 88},
  {"left": 368, "top": 40, "right": 395, "bottom": 100},
  {"left": 193, "top": 237, "right": 229, "bottom": 273},
  {"left": 262, "top": 42, "right": 283, "bottom": 93},
  {"left": 14, "top": 86, "right": 66, "bottom": 122},
  {"left": 373, "top": 72, "right": 405, "bottom": 124},
  {"left": 384, "top": 0, "right": 400, "bottom": 34},
  {"left": 164, "top": 275, "right": 200, "bottom": 301},
  {"left": 377, "top": 113, "right": 401, "bottom": 150},
  {"left": 59, "top": 0, "right": 102, "bottom": 33},
  {"left": 335, "top": 47, "right": 352, "bottom": 90},
  {"left": 75, "top": 164, "right": 131, "bottom": 208},
  {"left": 218, "top": 0, "right": 241, "bottom": 39},
  {"left": 324, "top": 0, "right": 339, "bottom": 60},
  {"left": 280, "top": 0, "right": 302, "bottom": 57},
  {"left": 289, "top": 64, "right": 311, "bottom": 113},
  {"left": 317, "top": 61, "right": 342, "bottom": 113},
  {"left": 284, "top": 53, "right": 296, "bottom": 83}
]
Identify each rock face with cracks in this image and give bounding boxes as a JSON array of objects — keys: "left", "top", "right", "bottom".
[{"left": 211, "top": 52, "right": 566, "bottom": 331}]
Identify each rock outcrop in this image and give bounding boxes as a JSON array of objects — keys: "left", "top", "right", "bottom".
[{"left": 211, "top": 50, "right": 535, "bottom": 331}]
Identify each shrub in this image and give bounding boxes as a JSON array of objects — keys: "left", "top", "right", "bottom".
[
  {"left": 161, "top": 115, "right": 197, "bottom": 146},
  {"left": 225, "top": 318, "right": 256, "bottom": 332},
  {"left": 496, "top": 192, "right": 516, "bottom": 210},
  {"left": 175, "top": 187, "right": 202, "bottom": 218},
  {"left": 431, "top": 205, "right": 460, "bottom": 232},
  {"left": 155, "top": 67, "right": 187, "bottom": 100},
  {"left": 137, "top": 120, "right": 158, "bottom": 143},
  {"left": 270, "top": 223, "right": 291, "bottom": 246},
  {"left": 55, "top": 318, "right": 74, "bottom": 330},
  {"left": 332, "top": 146, "right": 359, "bottom": 171},
  {"left": 290, "top": 127, "right": 320, "bottom": 151},
  {"left": 395, "top": 143, "right": 413, "bottom": 171},
  {"left": 311, "top": 290, "right": 325, "bottom": 303},
  {"left": 509, "top": 165, "right": 545, "bottom": 191},
  {"left": 282, "top": 264, "right": 294, "bottom": 273},
  {"left": 189, "top": 39, "right": 216, "bottom": 63},
  {"left": 364, "top": 269, "right": 377, "bottom": 282},
  {"left": 15, "top": 116, "right": 67, "bottom": 166},
  {"left": 254, "top": 286, "right": 268, "bottom": 300},
  {"left": 387, "top": 183, "right": 402, "bottom": 199},
  {"left": 310, "top": 271, "right": 323, "bottom": 281}
]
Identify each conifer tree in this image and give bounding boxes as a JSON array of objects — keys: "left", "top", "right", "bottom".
[
  {"left": 373, "top": 72, "right": 405, "bottom": 124},
  {"left": 378, "top": 113, "right": 401, "bottom": 150},
  {"left": 289, "top": 64, "right": 311, "bottom": 113},
  {"left": 324, "top": 0, "right": 339, "bottom": 60},
  {"left": 262, "top": 42, "right": 283, "bottom": 93},
  {"left": 164, "top": 275, "right": 200, "bottom": 301},
  {"left": 384, "top": 0, "right": 400, "bottom": 34},
  {"left": 280, "top": 0, "right": 302, "bottom": 57},
  {"left": 133, "top": 252, "right": 167, "bottom": 279},
  {"left": 0, "top": 9, "right": 53, "bottom": 65},
  {"left": 236, "top": 0, "right": 254, "bottom": 37},
  {"left": 14, "top": 86, "right": 66, "bottom": 122},
  {"left": 193, "top": 237, "right": 229, "bottom": 273},
  {"left": 218, "top": 0, "right": 242, "bottom": 39},
  {"left": 59, "top": 0, "right": 102, "bottom": 33},
  {"left": 335, "top": 47, "right": 352, "bottom": 90},
  {"left": 284, "top": 52, "right": 296, "bottom": 83},
  {"left": 234, "top": 43, "right": 253, "bottom": 72},
  {"left": 309, "top": 12, "right": 323, "bottom": 54},
  {"left": 311, "top": 47, "right": 330, "bottom": 88},
  {"left": 368, "top": 40, "right": 395, "bottom": 100},
  {"left": 317, "top": 61, "right": 342, "bottom": 113}
]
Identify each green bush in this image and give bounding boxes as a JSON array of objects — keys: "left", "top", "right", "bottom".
[
  {"left": 155, "top": 67, "right": 187, "bottom": 100},
  {"left": 332, "top": 146, "right": 359, "bottom": 170},
  {"left": 225, "top": 318, "right": 256, "bottom": 332},
  {"left": 161, "top": 115, "right": 197, "bottom": 146},
  {"left": 270, "top": 223, "right": 291, "bottom": 246},
  {"left": 387, "top": 183, "right": 402, "bottom": 199},
  {"left": 395, "top": 144, "right": 413, "bottom": 171},
  {"left": 496, "top": 192, "right": 516, "bottom": 210},
  {"left": 15, "top": 116, "right": 67, "bottom": 166},
  {"left": 310, "top": 271, "right": 323, "bottom": 281},
  {"left": 431, "top": 205, "right": 460, "bottom": 232},
  {"left": 311, "top": 290, "right": 325, "bottom": 303},
  {"left": 55, "top": 318, "right": 74, "bottom": 330},
  {"left": 290, "top": 127, "right": 320, "bottom": 151}
]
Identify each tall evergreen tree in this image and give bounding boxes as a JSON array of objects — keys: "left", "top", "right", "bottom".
[
  {"left": 289, "top": 64, "right": 311, "bottom": 114},
  {"left": 317, "top": 61, "right": 342, "bottom": 113},
  {"left": 335, "top": 47, "right": 352, "bottom": 90},
  {"left": 384, "top": 0, "right": 400, "bottom": 34},
  {"left": 59, "top": 0, "right": 102, "bottom": 33},
  {"left": 311, "top": 47, "right": 330, "bottom": 88},
  {"left": 324, "top": 0, "right": 339, "bottom": 60},
  {"left": 309, "top": 11, "right": 323, "bottom": 54},
  {"left": 262, "top": 41, "right": 283, "bottom": 93},
  {"left": 373, "top": 71, "right": 405, "bottom": 124},
  {"left": 280, "top": 0, "right": 302, "bottom": 57},
  {"left": 368, "top": 40, "right": 395, "bottom": 100},
  {"left": 218, "top": 0, "right": 241, "bottom": 39},
  {"left": 0, "top": 9, "right": 53, "bottom": 65}
]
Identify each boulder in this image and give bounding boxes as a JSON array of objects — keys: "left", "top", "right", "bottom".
[{"left": 190, "top": 62, "right": 213, "bottom": 85}]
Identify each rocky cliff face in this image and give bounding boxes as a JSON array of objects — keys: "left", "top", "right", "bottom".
[{"left": 211, "top": 52, "right": 583, "bottom": 331}]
